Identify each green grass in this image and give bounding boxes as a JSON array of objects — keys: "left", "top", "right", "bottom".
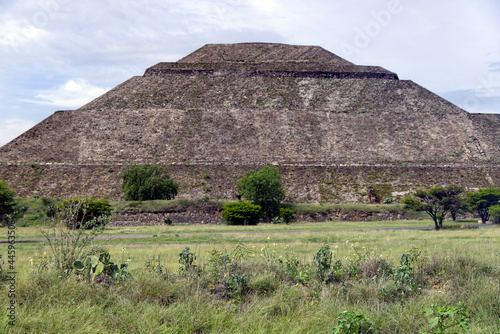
[
  {"left": 11, "top": 198, "right": 52, "bottom": 227},
  {"left": 1, "top": 221, "right": 499, "bottom": 333},
  {"left": 2, "top": 196, "right": 498, "bottom": 333},
  {"left": 0, "top": 219, "right": 448, "bottom": 241}
]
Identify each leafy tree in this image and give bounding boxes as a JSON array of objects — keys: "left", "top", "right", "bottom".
[
  {"left": 466, "top": 188, "right": 500, "bottom": 223},
  {"left": 236, "top": 166, "right": 285, "bottom": 220},
  {"left": 489, "top": 205, "right": 500, "bottom": 224},
  {"left": 122, "top": 164, "right": 179, "bottom": 201},
  {"left": 221, "top": 202, "right": 262, "bottom": 225},
  {"left": 445, "top": 185, "right": 465, "bottom": 221},
  {"left": 0, "top": 180, "right": 16, "bottom": 222},
  {"left": 403, "top": 186, "right": 455, "bottom": 230}
]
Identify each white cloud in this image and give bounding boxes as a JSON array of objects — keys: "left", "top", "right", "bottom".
[
  {"left": 0, "top": 18, "right": 46, "bottom": 50},
  {"left": 249, "top": 0, "right": 279, "bottom": 13},
  {"left": 29, "top": 79, "right": 109, "bottom": 109},
  {"left": 0, "top": 119, "right": 36, "bottom": 147},
  {"left": 0, "top": 0, "right": 498, "bottom": 123}
]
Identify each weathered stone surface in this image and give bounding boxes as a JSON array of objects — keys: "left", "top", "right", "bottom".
[
  {"left": 177, "top": 43, "right": 355, "bottom": 65},
  {"left": 0, "top": 43, "right": 498, "bottom": 202}
]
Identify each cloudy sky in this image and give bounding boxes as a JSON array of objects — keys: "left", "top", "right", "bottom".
[{"left": 1, "top": 0, "right": 499, "bottom": 146}]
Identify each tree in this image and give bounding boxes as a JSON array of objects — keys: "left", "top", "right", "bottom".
[
  {"left": 403, "top": 186, "right": 454, "bottom": 230},
  {"left": 122, "top": 164, "right": 179, "bottom": 201},
  {"left": 236, "top": 166, "right": 285, "bottom": 220},
  {"left": 221, "top": 202, "right": 262, "bottom": 225},
  {"left": 489, "top": 205, "right": 500, "bottom": 224},
  {"left": 0, "top": 180, "right": 16, "bottom": 222},
  {"left": 445, "top": 185, "right": 465, "bottom": 221},
  {"left": 466, "top": 188, "right": 500, "bottom": 223}
]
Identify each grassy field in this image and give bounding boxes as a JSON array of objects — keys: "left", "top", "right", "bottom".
[{"left": 1, "top": 218, "right": 499, "bottom": 333}]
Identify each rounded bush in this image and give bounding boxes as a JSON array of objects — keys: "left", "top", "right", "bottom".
[
  {"left": 279, "top": 207, "right": 296, "bottom": 224},
  {"left": 122, "top": 164, "right": 179, "bottom": 201},
  {"left": 222, "top": 202, "right": 262, "bottom": 225},
  {"left": 236, "top": 166, "right": 285, "bottom": 220}
]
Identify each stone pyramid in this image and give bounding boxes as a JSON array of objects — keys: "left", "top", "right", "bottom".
[{"left": 0, "top": 43, "right": 498, "bottom": 201}]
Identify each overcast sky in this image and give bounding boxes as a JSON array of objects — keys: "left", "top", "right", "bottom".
[{"left": 1, "top": 0, "right": 499, "bottom": 146}]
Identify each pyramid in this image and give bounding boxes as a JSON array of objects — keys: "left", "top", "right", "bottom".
[{"left": 1, "top": 43, "right": 498, "bottom": 201}]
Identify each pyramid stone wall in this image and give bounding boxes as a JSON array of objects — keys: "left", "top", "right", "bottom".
[{"left": 0, "top": 43, "right": 498, "bottom": 202}]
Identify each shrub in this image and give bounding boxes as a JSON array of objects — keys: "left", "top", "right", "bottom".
[
  {"left": 42, "top": 197, "right": 58, "bottom": 218},
  {"left": 489, "top": 204, "right": 500, "bottom": 224},
  {"left": 0, "top": 180, "right": 16, "bottom": 223},
  {"left": 73, "top": 252, "right": 131, "bottom": 284},
  {"left": 421, "top": 302, "right": 470, "bottom": 334},
  {"left": 313, "top": 243, "right": 332, "bottom": 281},
  {"left": 122, "top": 164, "right": 179, "bottom": 201},
  {"left": 332, "top": 311, "right": 376, "bottom": 334},
  {"left": 60, "top": 198, "right": 111, "bottom": 229},
  {"left": 271, "top": 216, "right": 284, "bottom": 224},
  {"left": 222, "top": 202, "right": 262, "bottom": 225},
  {"left": 237, "top": 166, "right": 285, "bottom": 220},
  {"left": 280, "top": 207, "right": 295, "bottom": 224},
  {"left": 41, "top": 199, "right": 107, "bottom": 272},
  {"left": 222, "top": 273, "right": 249, "bottom": 300},
  {"left": 205, "top": 249, "right": 231, "bottom": 283},
  {"left": 178, "top": 246, "right": 196, "bottom": 271},
  {"left": 383, "top": 197, "right": 395, "bottom": 204}
]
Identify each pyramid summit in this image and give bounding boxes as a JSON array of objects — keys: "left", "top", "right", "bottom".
[
  {"left": 177, "top": 43, "right": 356, "bottom": 64},
  {"left": 1, "top": 43, "right": 499, "bottom": 201}
]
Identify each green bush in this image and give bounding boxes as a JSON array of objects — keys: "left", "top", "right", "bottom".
[
  {"left": 237, "top": 166, "right": 285, "bottom": 220},
  {"left": 383, "top": 197, "right": 395, "bottom": 204},
  {"left": 0, "top": 180, "right": 16, "bottom": 223},
  {"left": 332, "top": 311, "right": 376, "bottom": 334},
  {"left": 279, "top": 207, "right": 295, "bottom": 224},
  {"left": 489, "top": 204, "right": 500, "bottom": 224},
  {"left": 122, "top": 164, "right": 179, "bottom": 201},
  {"left": 42, "top": 197, "right": 59, "bottom": 218},
  {"left": 222, "top": 202, "right": 262, "bottom": 225},
  {"left": 60, "top": 198, "right": 111, "bottom": 229}
]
